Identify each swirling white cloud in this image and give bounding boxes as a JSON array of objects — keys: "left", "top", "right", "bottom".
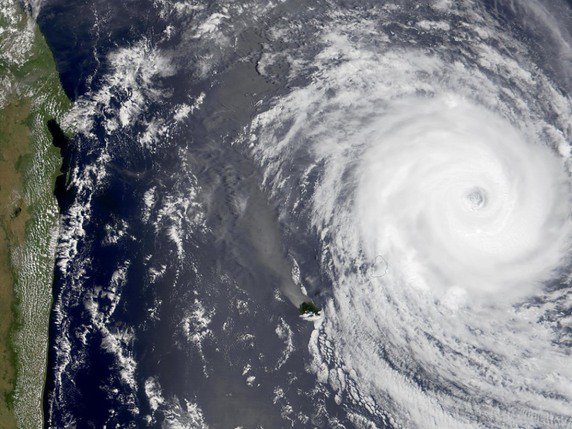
[{"left": 247, "top": 2, "right": 572, "bottom": 427}]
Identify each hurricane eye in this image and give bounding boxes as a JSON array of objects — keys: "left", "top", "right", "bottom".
[{"left": 464, "top": 187, "right": 487, "bottom": 210}]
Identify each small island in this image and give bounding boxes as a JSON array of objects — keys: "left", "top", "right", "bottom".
[{"left": 299, "top": 301, "right": 321, "bottom": 316}]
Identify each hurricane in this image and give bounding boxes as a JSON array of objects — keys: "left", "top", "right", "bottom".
[{"left": 246, "top": 1, "right": 572, "bottom": 427}]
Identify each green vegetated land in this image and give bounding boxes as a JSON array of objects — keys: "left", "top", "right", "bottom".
[
  {"left": 0, "top": 2, "right": 71, "bottom": 427},
  {"left": 299, "top": 301, "right": 321, "bottom": 316}
]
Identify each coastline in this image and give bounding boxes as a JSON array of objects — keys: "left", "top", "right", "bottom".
[{"left": 0, "top": 2, "right": 71, "bottom": 426}]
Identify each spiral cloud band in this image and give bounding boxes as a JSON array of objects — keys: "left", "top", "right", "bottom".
[
  {"left": 247, "top": 2, "right": 572, "bottom": 428},
  {"left": 356, "top": 94, "right": 572, "bottom": 301}
]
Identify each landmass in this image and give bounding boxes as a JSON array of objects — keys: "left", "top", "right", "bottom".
[
  {"left": 299, "top": 301, "right": 321, "bottom": 316},
  {"left": 0, "top": 2, "right": 71, "bottom": 426}
]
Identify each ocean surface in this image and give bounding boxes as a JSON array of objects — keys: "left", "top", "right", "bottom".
[{"left": 38, "top": 0, "right": 572, "bottom": 427}]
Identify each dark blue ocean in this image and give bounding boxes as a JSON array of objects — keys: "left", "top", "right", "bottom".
[
  {"left": 38, "top": 0, "right": 572, "bottom": 427},
  {"left": 40, "top": 1, "right": 344, "bottom": 427}
]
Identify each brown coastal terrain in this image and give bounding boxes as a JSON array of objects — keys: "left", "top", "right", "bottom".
[{"left": 0, "top": 2, "right": 71, "bottom": 426}]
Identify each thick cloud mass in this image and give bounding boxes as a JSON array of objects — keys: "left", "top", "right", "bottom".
[
  {"left": 247, "top": 1, "right": 572, "bottom": 428},
  {"left": 355, "top": 94, "right": 571, "bottom": 301}
]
